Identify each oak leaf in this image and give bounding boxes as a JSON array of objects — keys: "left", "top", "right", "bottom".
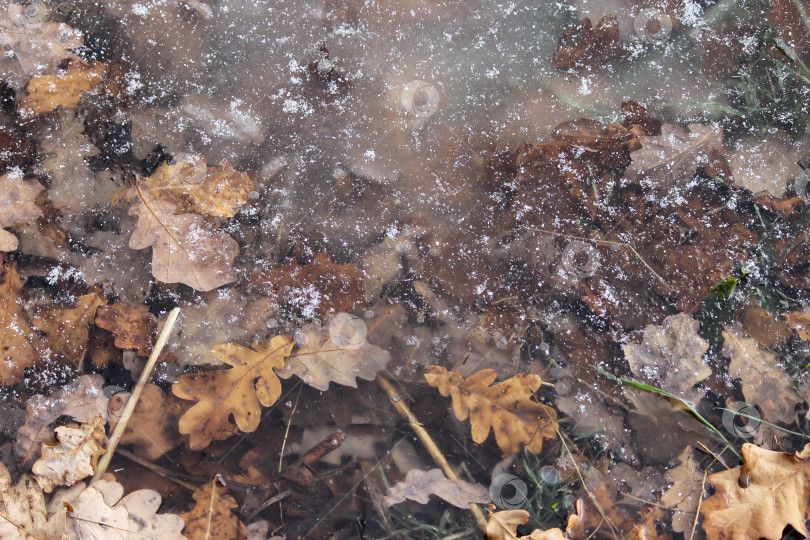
[
  {"left": 16, "top": 374, "right": 105, "bottom": 464},
  {"left": 32, "top": 415, "right": 107, "bottom": 493},
  {"left": 701, "top": 442, "right": 810, "bottom": 539},
  {"left": 0, "top": 262, "right": 39, "bottom": 386},
  {"left": 784, "top": 307, "right": 810, "bottom": 341},
  {"left": 143, "top": 154, "right": 255, "bottom": 218},
  {"left": 384, "top": 468, "right": 491, "bottom": 508},
  {"left": 50, "top": 478, "right": 187, "bottom": 540},
  {"left": 33, "top": 289, "right": 106, "bottom": 369},
  {"left": 19, "top": 61, "right": 106, "bottom": 118},
  {"left": 622, "top": 312, "right": 711, "bottom": 402},
  {"left": 484, "top": 505, "right": 566, "bottom": 540},
  {"left": 0, "top": 462, "right": 66, "bottom": 540},
  {"left": 0, "top": 172, "right": 43, "bottom": 252},
  {"left": 173, "top": 335, "right": 294, "bottom": 450},
  {"left": 95, "top": 302, "right": 175, "bottom": 361},
  {"left": 109, "top": 384, "right": 186, "bottom": 459},
  {"left": 181, "top": 476, "right": 247, "bottom": 540},
  {"left": 660, "top": 446, "right": 703, "bottom": 534},
  {"left": 424, "top": 366, "right": 557, "bottom": 455},
  {"left": 128, "top": 180, "right": 238, "bottom": 291},
  {"left": 625, "top": 123, "right": 724, "bottom": 192},
  {"left": 277, "top": 317, "right": 391, "bottom": 391},
  {"left": 722, "top": 326, "right": 805, "bottom": 424}
]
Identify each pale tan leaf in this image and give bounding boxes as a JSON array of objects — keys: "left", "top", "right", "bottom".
[
  {"left": 0, "top": 262, "right": 39, "bottom": 387},
  {"left": 32, "top": 415, "right": 107, "bottom": 493},
  {"left": 0, "top": 172, "right": 43, "bottom": 252},
  {"left": 0, "top": 462, "right": 66, "bottom": 539},
  {"left": 722, "top": 325, "right": 805, "bottom": 424},
  {"left": 424, "top": 366, "right": 557, "bottom": 455},
  {"left": 19, "top": 62, "right": 106, "bottom": 118},
  {"left": 277, "top": 317, "right": 391, "bottom": 391},
  {"left": 127, "top": 181, "right": 238, "bottom": 292},
  {"left": 784, "top": 307, "right": 810, "bottom": 341},
  {"left": 484, "top": 505, "right": 566, "bottom": 540},
  {"left": 701, "top": 442, "right": 810, "bottom": 539},
  {"left": 181, "top": 476, "right": 247, "bottom": 540},
  {"left": 384, "top": 468, "right": 490, "bottom": 508},
  {"left": 660, "top": 446, "right": 703, "bottom": 534},
  {"left": 172, "top": 336, "right": 294, "bottom": 450},
  {"left": 623, "top": 312, "right": 711, "bottom": 402}
]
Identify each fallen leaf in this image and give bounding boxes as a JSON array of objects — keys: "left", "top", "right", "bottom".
[
  {"left": 622, "top": 312, "right": 711, "bottom": 402},
  {"left": 625, "top": 123, "right": 724, "bottom": 193},
  {"left": 0, "top": 262, "right": 39, "bottom": 386},
  {"left": 722, "top": 326, "right": 805, "bottom": 424},
  {"left": 0, "top": 462, "right": 66, "bottom": 540},
  {"left": 95, "top": 302, "right": 175, "bottom": 362},
  {"left": 784, "top": 307, "right": 810, "bottom": 341},
  {"left": 173, "top": 335, "right": 294, "bottom": 450},
  {"left": 484, "top": 504, "right": 566, "bottom": 540},
  {"left": 109, "top": 384, "right": 186, "bottom": 459},
  {"left": 32, "top": 415, "right": 107, "bottom": 493},
  {"left": 251, "top": 253, "right": 366, "bottom": 318},
  {"left": 552, "top": 16, "right": 627, "bottom": 70},
  {"left": 660, "top": 446, "right": 703, "bottom": 534},
  {"left": 0, "top": 172, "right": 43, "bottom": 252},
  {"left": 19, "top": 61, "right": 106, "bottom": 118},
  {"left": 424, "top": 366, "right": 557, "bottom": 455},
  {"left": 33, "top": 288, "right": 106, "bottom": 369},
  {"left": 701, "top": 442, "right": 810, "bottom": 539},
  {"left": 51, "top": 478, "right": 187, "bottom": 540},
  {"left": 127, "top": 180, "right": 239, "bottom": 291},
  {"left": 16, "top": 374, "right": 105, "bottom": 464},
  {"left": 181, "top": 476, "right": 248, "bottom": 540},
  {"left": 143, "top": 154, "right": 255, "bottom": 217},
  {"left": 384, "top": 468, "right": 490, "bottom": 508},
  {"left": 169, "top": 290, "right": 248, "bottom": 366},
  {"left": 728, "top": 129, "right": 806, "bottom": 197},
  {"left": 277, "top": 317, "right": 391, "bottom": 391}
]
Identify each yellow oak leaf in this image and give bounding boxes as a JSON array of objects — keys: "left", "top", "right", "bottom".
[
  {"left": 701, "top": 442, "right": 810, "bottom": 540},
  {"left": 32, "top": 415, "right": 107, "bottom": 493},
  {"left": 484, "top": 505, "right": 566, "bottom": 539},
  {"left": 0, "top": 172, "right": 43, "bottom": 252},
  {"left": 424, "top": 366, "right": 557, "bottom": 455},
  {"left": 143, "top": 154, "right": 254, "bottom": 218},
  {"left": 173, "top": 335, "right": 294, "bottom": 450},
  {"left": 0, "top": 262, "right": 38, "bottom": 387},
  {"left": 181, "top": 476, "right": 247, "bottom": 540},
  {"left": 127, "top": 180, "right": 239, "bottom": 292},
  {"left": 19, "top": 61, "right": 106, "bottom": 118},
  {"left": 0, "top": 462, "right": 66, "bottom": 540}
]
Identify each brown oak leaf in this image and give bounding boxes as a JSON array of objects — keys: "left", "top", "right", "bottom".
[
  {"left": 484, "top": 505, "right": 566, "bottom": 540},
  {"left": 0, "top": 462, "right": 66, "bottom": 539},
  {"left": 0, "top": 262, "right": 38, "bottom": 386},
  {"left": 32, "top": 415, "right": 107, "bottom": 493},
  {"left": 128, "top": 180, "right": 238, "bottom": 292},
  {"left": 384, "top": 468, "right": 490, "bottom": 508},
  {"left": 276, "top": 317, "right": 391, "bottom": 391},
  {"left": 95, "top": 302, "right": 175, "bottom": 362},
  {"left": 625, "top": 123, "right": 724, "bottom": 193},
  {"left": 251, "top": 252, "right": 365, "bottom": 317},
  {"left": 19, "top": 61, "right": 106, "bottom": 118},
  {"left": 33, "top": 288, "right": 106, "bottom": 369},
  {"left": 701, "top": 442, "right": 810, "bottom": 539},
  {"left": 784, "top": 307, "right": 810, "bottom": 341},
  {"left": 722, "top": 326, "right": 805, "bottom": 424},
  {"left": 143, "top": 154, "right": 255, "bottom": 218},
  {"left": 181, "top": 476, "right": 248, "bottom": 540},
  {"left": 108, "top": 384, "right": 186, "bottom": 459},
  {"left": 552, "top": 16, "right": 627, "bottom": 70},
  {"left": 173, "top": 335, "right": 294, "bottom": 450},
  {"left": 0, "top": 172, "right": 43, "bottom": 252},
  {"left": 424, "top": 366, "right": 557, "bottom": 455},
  {"left": 622, "top": 312, "right": 711, "bottom": 402}
]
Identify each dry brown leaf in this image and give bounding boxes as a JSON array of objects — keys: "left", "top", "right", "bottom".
[
  {"left": 32, "top": 415, "right": 107, "bottom": 493},
  {"left": 109, "top": 384, "right": 186, "bottom": 459},
  {"left": 16, "top": 374, "right": 105, "bottom": 464},
  {"left": 19, "top": 62, "right": 106, "bottom": 118},
  {"left": 660, "top": 446, "right": 703, "bottom": 534},
  {"left": 622, "top": 312, "right": 711, "bottom": 402},
  {"left": 384, "top": 468, "right": 490, "bottom": 508},
  {"left": 484, "top": 505, "right": 566, "bottom": 540},
  {"left": 625, "top": 123, "right": 724, "bottom": 193},
  {"left": 276, "top": 317, "right": 391, "bottom": 391},
  {"left": 424, "top": 366, "right": 557, "bottom": 455},
  {"left": 722, "top": 326, "right": 805, "bottom": 424},
  {"left": 0, "top": 172, "right": 43, "bottom": 252},
  {"left": 128, "top": 180, "right": 239, "bottom": 292},
  {"left": 181, "top": 476, "right": 247, "bottom": 540},
  {"left": 33, "top": 289, "right": 106, "bottom": 369},
  {"left": 784, "top": 307, "right": 810, "bottom": 341},
  {"left": 173, "top": 335, "right": 294, "bottom": 450},
  {"left": 50, "top": 478, "right": 186, "bottom": 540},
  {"left": 701, "top": 442, "right": 810, "bottom": 539},
  {"left": 0, "top": 462, "right": 66, "bottom": 539},
  {"left": 0, "top": 262, "right": 38, "bottom": 386},
  {"left": 143, "top": 154, "right": 255, "bottom": 217}
]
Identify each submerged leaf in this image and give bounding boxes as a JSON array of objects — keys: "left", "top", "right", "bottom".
[
  {"left": 181, "top": 476, "right": 247, "bottom": 540},
  {"left": 0, "top": 172, "right": 43, "bottom": 252},
  {"left": 384, "top": 468, "right": 490, "bottom": 508},
  {"left": 0, "top": 262, "right": 38, "bottom": 387},
  {"left": 19, "top": 62, "right": 106, "bottom": 118}
]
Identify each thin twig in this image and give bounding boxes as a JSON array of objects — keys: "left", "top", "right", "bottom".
[
  {"left": 696, "top": 441, "right": 731, "bottom": 470},
  {"left": 278, "top": 383, "right": 303, "bottom": 474},
  {"left": 91, "top": 307, "right": 181, "bottom": 484},
  {"left": 376, "top": 375, "right": 488, "bottom": 532},
  {"left": 115, "top": 447, "right": 200, "bottom": 491}
]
